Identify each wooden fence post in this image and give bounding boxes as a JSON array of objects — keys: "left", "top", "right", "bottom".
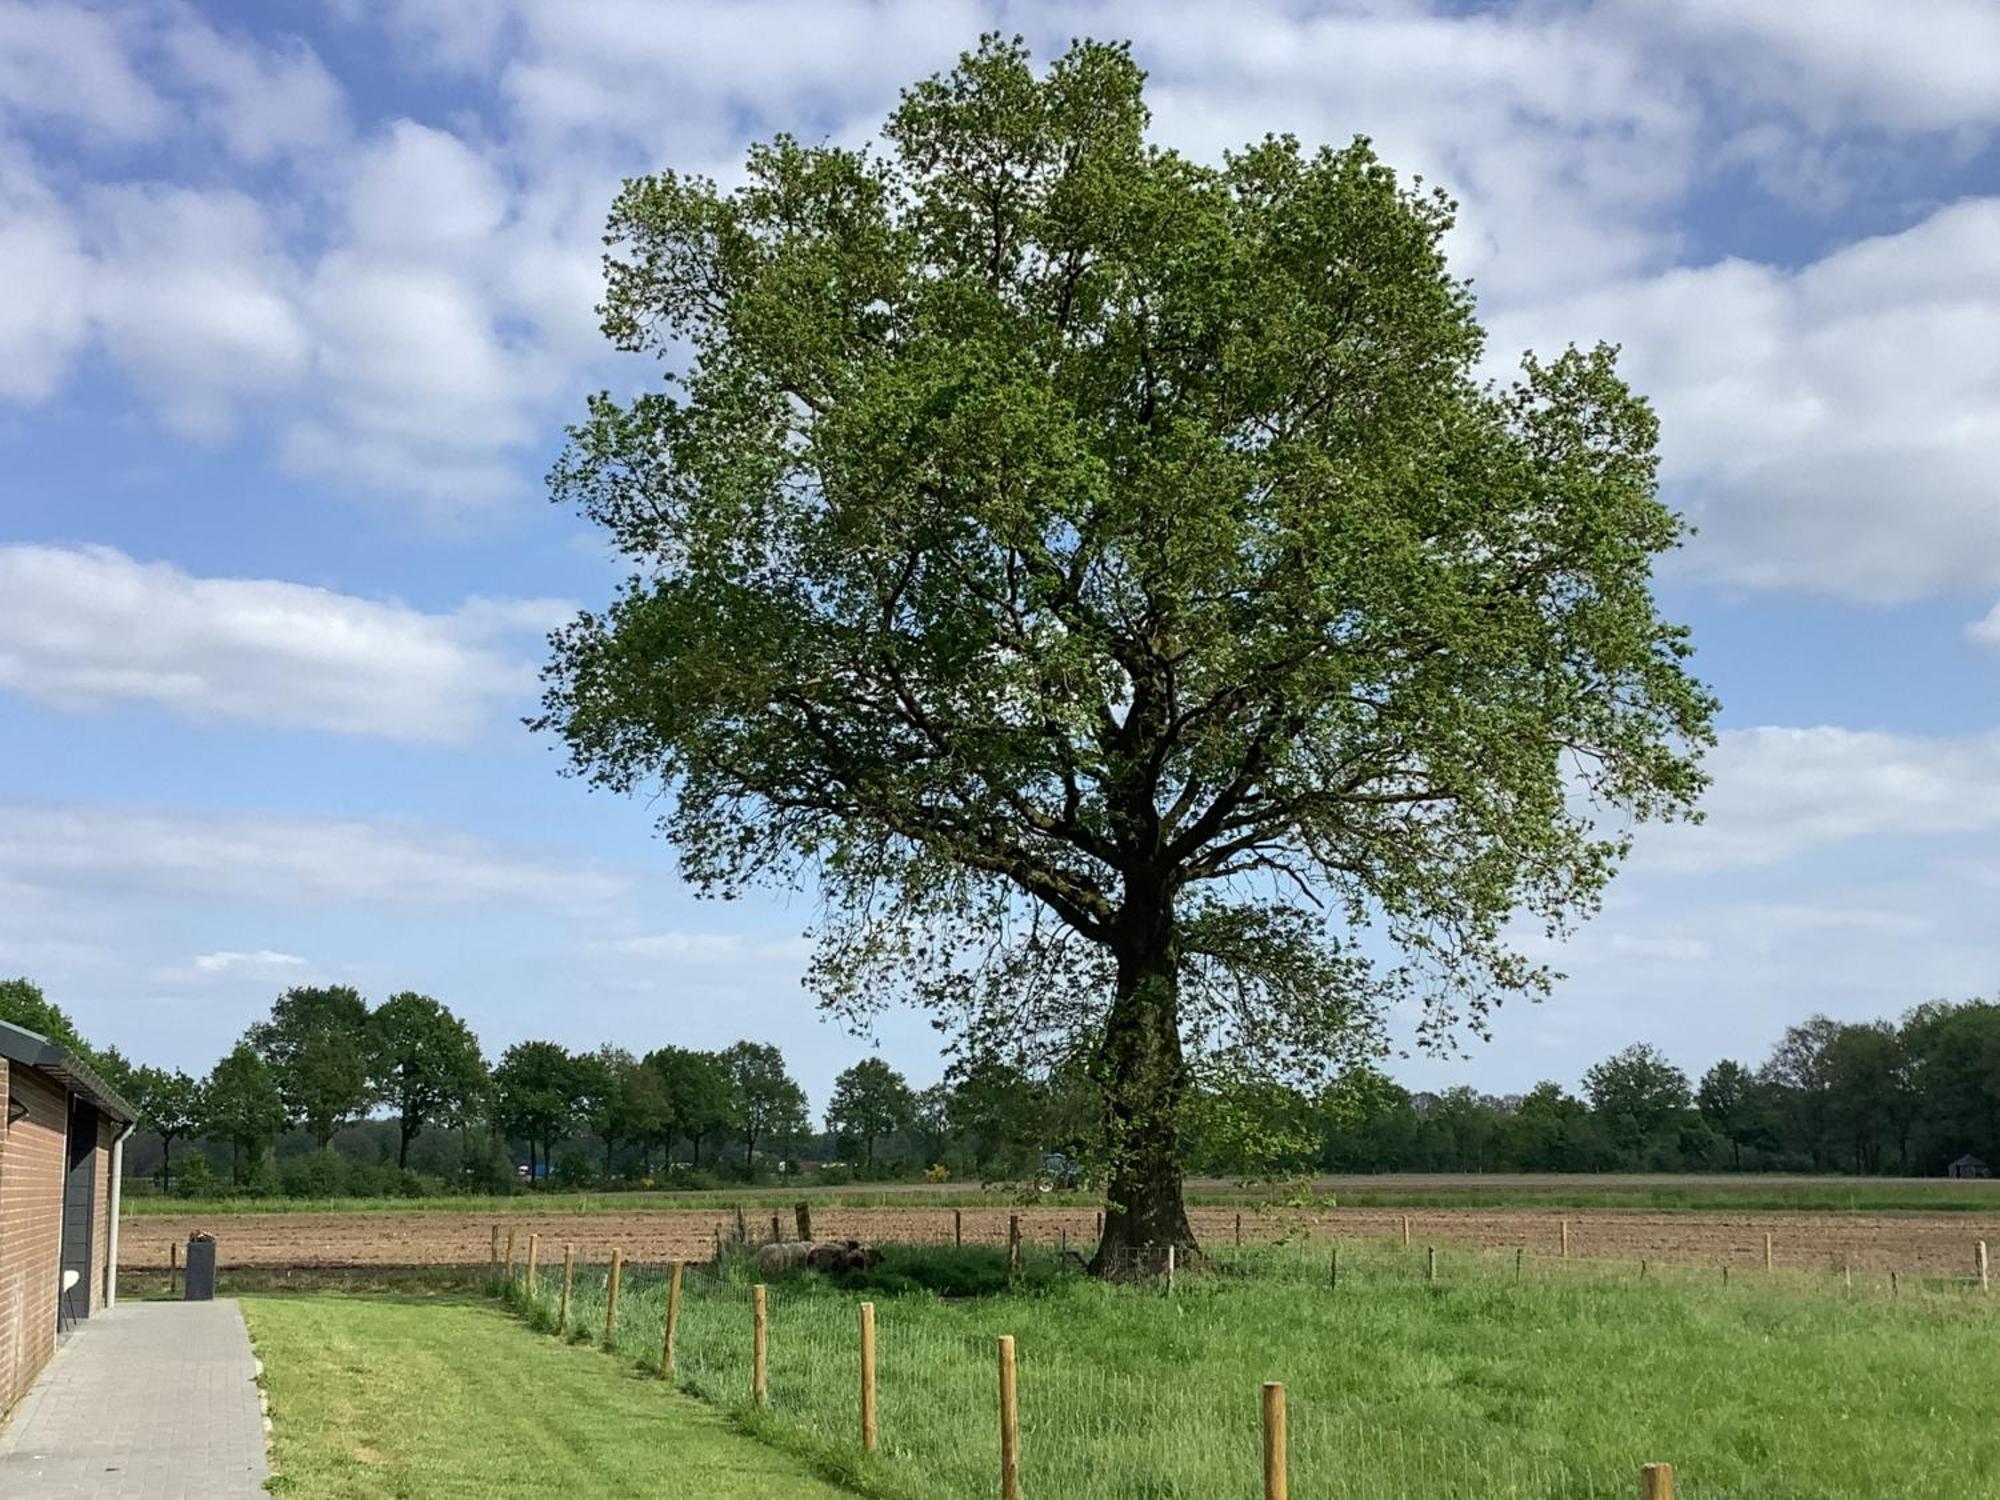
[
  {"left": 525, "top": 1233, "right": 540, "bottom": 1295},
  {"left": 735, "top": 1205, "right": 748, "bottom": 1243},
  {"left": 1235, "top": 1212, "right": 1243, "bottom": 1247},
  {"left": 169, "top": 1241, "right": 178, "bottom": 1296},
  {"left": 1979, "top": 1240, "right": 1990, "bottom": 1294},
  {"left": 1262, "top": 1381, "right": 1289, "bottom": 1500},
  {"left": 1890, "top": 1269, "right": 1900, "bottom": 1297},
  {"left": 753, "top": 1283, "right": 769, "bottom": 1406},
  {"left": 661, "top": 1260, "right": 684, "bottom": 1379},
  {"left": 1008, "top": 1215, "right": 1022, "bottom": 1277},
  {"left": 603, "top": 1249, "right": 624, "bottom": 1348},
  {"left": 1426, "top": 1246, "right": 1437, "bottom": 1283},
  {"left": 954, "top": 1208, "right": 963, "bottom": 1248},
  {"left": 1641, "top": 1461, "right": 1675, "bottom": 1499},
  {"left": 997, "top": 1334, "right": 1020, "bottom": 1500},
  {"left": 770, "top": 1212, "right": 783, "bottom": 1245},
  {"left": 1330, "top": 1246, "right": 1338, "bottom": 1289},
  {"left": 859, "top": 1301, "right": 878, "bottom": 1454},
  {"left": 1560, "top": 1219, "right": 1570, "bottom": 1260},
  {"left": 559, "top": 1243, "right": 575, "bottom": 1333},
  {"left": 1764, "top": 1232, "right": 1774, "bottom": 1273},
  {"left": 1166, "top": 1244, "right": 1176, "bottom": 1295},
  {"left": 1401, "top": 1214, "right": 1411, "bottom": 1248},
  {"left": 1095, "top": 1209, "right": 1103, "bottom": 1240},
  {"left": 489, "top": 1223, "right": 499, "bottom": 1269},
  {"left": 505, "top": 1227, "right": 517, "bottom": 1281},
  {"left": 796, "top": 1202, "right": 812, "bottom": 1242},
  {"left": 1515, "top": 1247, "right": 1523, "bottom": 1281}
]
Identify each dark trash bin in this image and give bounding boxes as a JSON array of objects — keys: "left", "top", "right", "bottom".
[{"left": 183, "top": 1236, "right": 216, "bottom": 1301}]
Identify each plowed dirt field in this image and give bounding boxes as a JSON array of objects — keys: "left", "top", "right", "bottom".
[{"left": 120, "top": 1204, "right": 2000, "bottom": 1277}]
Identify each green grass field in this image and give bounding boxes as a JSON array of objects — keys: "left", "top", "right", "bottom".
[
  {"left": 242, "top": 1292, "right": 852, "bottom": 1498},
  {"left": 122, "top": 1172, "right": 2000, "bottom": 1218},
  {"left": 517, "top": 1241, "right": 2000, "bottom": 1499}
]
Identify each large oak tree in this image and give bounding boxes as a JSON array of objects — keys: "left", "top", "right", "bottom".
[{"left": 536, "top": 38, "right": 1714, "bottom": 1271}]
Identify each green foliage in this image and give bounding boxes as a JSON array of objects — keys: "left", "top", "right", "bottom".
[
  {"left": 645, "top": 1045, "right": 735, "bottom": 1166},
  {"left": 249, "top": 984, "right": 373, "bottom": 1147},
  {"left": 1582, "top": 1043, "right": 1692, "bottom": 1159},
  {"left": 493, "top": 1040, "right": 578, "bottom": 1178},
  {"left": 203, "top": 1042, "right": 287, "bottom": 1181},
  {"left": 824, "top": 1056, "right": 916, "bottom": 1166},
  {"left": 367, "top": 991, "right": 488, "bottom": 1168},
  {"left": 720, "top": 1041, "right": 809, "bottom": 1167},
  {"left": 535, "top": 36, "right": 1715, "bottom": 1256},
  {"left": 0, "top": 975, "right": 93, "bottom": 1056}
]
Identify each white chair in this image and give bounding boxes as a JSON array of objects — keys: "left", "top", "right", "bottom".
[{"left": 59, "top": 1268, "right": 81, "bottom": 1330}]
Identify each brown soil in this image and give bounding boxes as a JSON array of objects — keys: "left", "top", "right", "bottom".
[{"left": 119, "top": 1204, "right": 2000, "bottom": 1278}]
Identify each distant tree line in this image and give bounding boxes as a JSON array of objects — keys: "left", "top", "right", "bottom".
[{"left": 4, "top": 975, "right": 1996, "bottom": 1193}]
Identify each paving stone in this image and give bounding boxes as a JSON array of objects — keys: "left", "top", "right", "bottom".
[{"left": 0, "top": 1301, "right": 268, "bottom": 1498}]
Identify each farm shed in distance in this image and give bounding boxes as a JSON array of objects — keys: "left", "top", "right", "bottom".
[
  {"left": 0, "top": 1018, "right": 138, "bottom": 1416},
  {"left": 1947, "top": 1154, "right": 1992, "bottom": 1180}
]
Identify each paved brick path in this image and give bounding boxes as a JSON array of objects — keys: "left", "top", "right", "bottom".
[{"left": 0, "top": 1301, "right": 268, "bottom": 1498}]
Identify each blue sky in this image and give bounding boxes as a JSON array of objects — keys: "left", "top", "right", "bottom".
[{"left": 2, "top": 0, "right": 1998, "bottom": 1113}]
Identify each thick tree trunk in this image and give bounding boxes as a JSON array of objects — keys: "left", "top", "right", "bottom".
[
  {"left": 398, "top": 1118, "right": 415, "bottom": 1169},
  {"left": 1088, "top": 904, "right": 1195, "bottom": 1278}
]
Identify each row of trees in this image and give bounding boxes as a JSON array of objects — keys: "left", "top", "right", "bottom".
[
  {"left": 8, "top": 975, "right": 1998, "bottom": 1189},
  {"left": 0, "top": 976, "right": 1085, "bottom": 1190},
  {"left": 1290, "top": 1002, "right": 2000, "bottom": 1178}
]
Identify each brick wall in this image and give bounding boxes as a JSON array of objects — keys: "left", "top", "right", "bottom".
[{"left": 0, "top": 1062, "right": 68, "bottom": 1415}]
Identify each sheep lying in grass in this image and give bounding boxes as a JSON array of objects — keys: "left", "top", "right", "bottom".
[{"left": 755, "top": 1239, "right": 884, "bottom": 1277}]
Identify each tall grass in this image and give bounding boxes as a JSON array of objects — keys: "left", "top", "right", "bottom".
[{"left": 504, "top": 1240, "right": 2000, "bottom": 1499}]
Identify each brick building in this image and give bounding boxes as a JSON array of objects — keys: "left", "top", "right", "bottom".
[{"left": 0, "top": 1018, "right": 138, "bottom": 1416}]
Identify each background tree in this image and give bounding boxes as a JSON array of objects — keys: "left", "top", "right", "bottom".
[
  {"left": 1583, "top": 1044, "right": 1692, "bottom": 1161},
  {"left": 203, "top": 1043, "right": 286, "bottom": 1182},
  {"left": 492, "top": 1041, "right": 576, "bottom": 1183},
  {"left": 720, "top": 1041, "right": 809, "bottom": 1169},
  {"left": 249, "top": 984, "right": 372, "bottom": 1149},
  {"left": 1697, "top": 1059, "right": 1773, "bottom": 1170},
  {"left": 1761, "top": 1017, "right": 1842, "bottom": 1171},
  {"left": 825, "top": 1057, "right": 916, "bottom": 1168},
  {"left": 367, "top": 991, "right": 488, "bottom": 1168},
  {"left": 535, "top": 37, "right": 1714, "bottom": 1270},
  {"left": 0, "top": 976, "right": 93, "bottom": 1056},
  {"left": 908, "top": 1081, "right": 954, "bottom": 1167},
  {"left": 645, "top": 1046, "right": 734, "bottom": 1166},
  {"left": 131, "top": 1065, "right": 205, "bottom": 1188},
  {"left": 575, "top": 1045, "right": 664, "bottom": 1180}
]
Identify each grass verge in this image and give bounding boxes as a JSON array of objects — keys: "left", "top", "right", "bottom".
[{"left": 242, "top": 1290, "right": 857, "bottom": 1499}]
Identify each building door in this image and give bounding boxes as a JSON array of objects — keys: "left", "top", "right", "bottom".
[{"left": 62, "top": 1095, "right": 99, "bottom": 1323}]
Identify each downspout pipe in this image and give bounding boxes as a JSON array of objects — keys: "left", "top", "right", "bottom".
[{"left": 105, "top": 1116, "right": 137, "bottom": 1309}]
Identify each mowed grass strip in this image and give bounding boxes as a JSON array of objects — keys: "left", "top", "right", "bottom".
[
  {"left": 539, "top": 1241, "right": 2000, "bottom": 1500},
  {"left": 242, "top": 1292, "right": 856, "bottom": 1499}
]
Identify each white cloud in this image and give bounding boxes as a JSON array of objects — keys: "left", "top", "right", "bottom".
[
  {"left": 1493, "top": 197, "right": 2000, "bottom": 601},
  {"left": 608, "top": 931, "right": 812, "bottom": 962},
  {"left": 1638, "top": 0, "right": 2000, "bottom": 136},
  {"left": 191, "top": 949, "right": 308, "bottom": 974},
  {"left": 0, "top": 149, "right": 89, "bottom": 399},
  {"left": 0, "top": 1, "right": 161, "bottom": 139},
  {"left": 0, "top": 802, "right": 625, "bottom": 909},
  {"left": 0, "top": 543, "right": 569, "bottom": 742},
  {"left": 1638, "top": 725, "right": 2000, "bottom": 872},
  {"left": 159, "top": 8, "right": 350, "bottom": 163},
  {"left": 1969, "top": 603, "right": 2000, "bottom": 649}
]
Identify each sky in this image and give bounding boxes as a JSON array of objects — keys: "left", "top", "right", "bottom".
[{"left": 2, "top": 0, "right": 1998, "bottom": 1114}]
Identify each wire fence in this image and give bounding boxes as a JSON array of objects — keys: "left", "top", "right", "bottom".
[{"left": 487, "top": 1224, "right": 1999, "bottom": 1500}]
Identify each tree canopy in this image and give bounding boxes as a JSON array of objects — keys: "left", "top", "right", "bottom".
[
  {"left": 536, "top": 36, "right": 1715, "bottom": 1268},
  {"left": 249, "top": 984, "right": 373, "bottom": 1149},
  {"left": 368, "top": 991, "right": 488, "bottom": 1168},
  {"left": 826, "top": 1056, "right": 916, "bottom": 1166}
]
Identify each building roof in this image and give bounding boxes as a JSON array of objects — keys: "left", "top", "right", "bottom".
[
  {"left": 0, "top": 1018, "right": 138, "bottom": 1124},
  {"left": 1950, "top": 1153, "right": 1990, "bottom": 1167}
]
